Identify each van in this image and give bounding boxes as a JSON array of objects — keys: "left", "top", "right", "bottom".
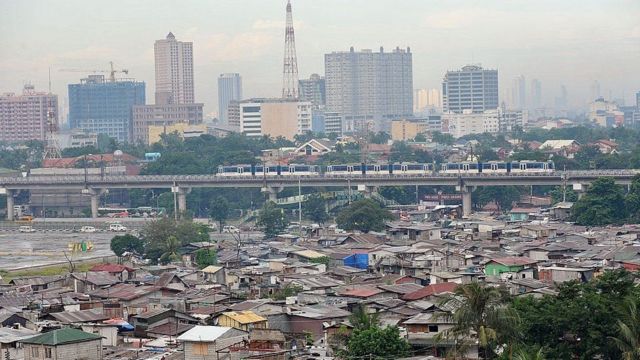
[
  {"left": 109, "top": 223, "right": 127, "bottom": 232},
  {"left": 222, "top": 225, "right": 240, "bottom": 233},
  {"left": 18, "top": 225, "right": 36, "bottom": 233},
  {"left": 80, "top": 226, "right": 97, "bottom": 233}
]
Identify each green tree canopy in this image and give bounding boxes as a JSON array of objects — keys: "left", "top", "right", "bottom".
[
  {"left": 209, "top": 196, "right": 230, "bottom": 232},
  {"left": 257, "top": 201, "right": 288, "bottom": 238},
  {"left": 302, "top": 194, "right": 329, "bottom": 224},
  {"left": 473, "top": 186, "right": 523, "bottom": 212},
  {"left": 336, "top": 199, "right": 392, "bottom": 233},
  {"left": 571, "top": 177, "right": 627, "bottom": 225},
  {"left": 343, "top": 326, "right": 410, "bottom": 360},
  {"left": 194, "top": 248, "right": 217, "bottom": 269},
  {"left": 142, "top": 218, "right": 209, "bottom": 264},
  {"left": 110, "top": 234, "right": 144, "bottom": 258}
]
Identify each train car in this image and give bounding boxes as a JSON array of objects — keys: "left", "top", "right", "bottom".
[
  {"left": 479, "top": 162, "right": 508, "bottom": 174},
  {"left": 400, "top": 163, "right": 434, "bottom": 175},
  {"left": 217, "top": 165, "right": 253, "bottom": 176},
  {"left": 283, "top": 164, "right": 319, "bottom": 176},
  {"left": 441, "top": 162, "right": 480, "bottom": 174},
  {"left": 509, "top": 160, "right": 555, "bottom": 173}
]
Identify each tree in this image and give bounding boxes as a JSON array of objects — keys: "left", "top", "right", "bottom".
[
  {"left": 513, "top": 347, "right": 546, "bottom": 360},
  {"left": 610, "top": 296, "right": 640, "bottom": 360},
  {"left": 268, "top": 283, "right": 303, "bottom": 300},
  {"left": 142, "top": 218, "right": 209, "bottom": 264},
  {"left": 571, "top": 177, "right": 627, "bottom": 225},
  {"left": 414, "top": 133, "right": 427, "bottom": 142},
  {"left": 110, "top": 234, "right": 144, "bottom": 258},
  {"left": 432, "top": 131, "right": 455, "bottom": 145},
  {"left": 303, "top": 194, "right": 329, "bottom": 224},
  {"left": 257, "top": 201, "right": 288, "bottom": 238},
  {"left": 158, "top": 235, "right": 181, "bottom": 265},
  {"left": 369, "top": 131, "right": 391, "bottom": 144},
  {"left": 336, "top": 199, "right": 392, "bottom": 233},
  {"left": 349, "top": 305, "right": 380, "bottom": 331},
  {"left": 473, "top": 186, "right": 523, "bottom": 212},
  {"left": 343, "top": 326, "right": 410, "bottom": 360},
  {"left": 209, "top": 196, "right": 230, "bottom": 232},
  {"left": 625, "top": 175, "right": 640, "bottom": 222},
  {"left": 194, "top": 248, "right": 217, "bottom": 269},
  {"left": 438, "top": 283, "right": 520, "bottom": 359},
  {"left": 550, "top": 186, "right": 578, "bottom": 204}
]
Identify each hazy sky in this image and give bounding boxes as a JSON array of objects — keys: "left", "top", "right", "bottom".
[{"left": 1, "top": 0, "right": 639, "bottom": 119}]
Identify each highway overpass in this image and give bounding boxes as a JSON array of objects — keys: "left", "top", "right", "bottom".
[{"left": 1, "top": 170, "right": 638, "bottom": 219}]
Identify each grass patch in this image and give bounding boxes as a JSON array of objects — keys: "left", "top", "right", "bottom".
[{"left": 0, "top": 262, "right": 96, "bottom": 282}]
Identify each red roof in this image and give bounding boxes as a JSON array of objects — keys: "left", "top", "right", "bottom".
[
  {"left": 488, "top": 256, "right": 537, "bottom": 266},
  {"left": 401, "top": 282, "right": 458, "bottom": 301},
  {"left": 340, "top": 286, "right": 384, "bottom": 298},
  {"left": 89, "top": 264, "right": 134, "bottom": 273}
]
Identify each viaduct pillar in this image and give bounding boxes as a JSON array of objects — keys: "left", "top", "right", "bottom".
[{"left": 5, "top": 190, "right": 14, "bottom": 221}]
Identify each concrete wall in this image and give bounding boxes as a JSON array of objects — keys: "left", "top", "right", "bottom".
[
  {"left": 183, "top": 334, "right": 247, "bottom": 360},
  {"left": 24, "top": 339, "right": 103, "bottom": 360},
  {"left": 261, "top": 102, "right": 298, "bottom": 140}
]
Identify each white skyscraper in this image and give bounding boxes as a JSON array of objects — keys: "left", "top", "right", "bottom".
[
  {"left": 530, "top": 79, "right": 542, "bottom": 109},
  {"left": 511, "top": 75, "right": 526, "bottom": 110},
  {"left": 217, "top": 73, "right": 242, "bottom": 124},
  {"left": 442, "top": 65, "right": 499, "bottom": 114},
  {"left": 154, "top": 32, "right": 194, "bottom": 105}
]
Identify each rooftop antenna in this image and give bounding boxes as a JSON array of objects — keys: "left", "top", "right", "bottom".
[{"left": 43, "top": 65, "right": 62, "bottom": 160}]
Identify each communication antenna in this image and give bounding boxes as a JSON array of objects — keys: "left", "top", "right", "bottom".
[
  {"left": 43, "top": 67, "right": 62, "bottom": 160},
  {"left": 282, "top": 0, "right": 299, "bottom": 99}
]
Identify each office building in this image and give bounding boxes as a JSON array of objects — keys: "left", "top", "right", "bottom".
[
  {"left": 298, "top": 74, "right": 326, "bottom": 109},
  {"left": 589, "top": 98, "right": 623, "bottom": 127},
  {"left": 227, "top": 100, "right": 241, "bottom": 130},
  {"left": 68, "top": 75, "right": 145, "bottom": 142},
  {"left": 530, "top": 79, "right": 542, "bottom": 109},
  {"left": 239, "top": 98, "right": 311, "bottom": 140},
  {"left": 217, "top": 73, "right": 242, "bottom": 124},
  {"left": 148, "top": 123, "right": 208, "bottom": 144},
  {"left": 0, "top": 85, "right": 58, "bottom": 142},
  {"left": 154, "top": 32, "right": 194, "bottom": 105},
  {"left": 57, "top": 129, "right": 98, "bottom": 149},
  {"left": 325, "top": 46, "right": 413, "bottom": 131},
  {"left": 132, "top": 103, "right": 204, "bottom": 144},
  {"left": 636, "top": 91, "right": 639, "bottom": 109},
  {"left": 444, "top": 108, "right": 526, "bottom": 138},
  {"left": 511, "top": 75, "right": 526, "bottom": 110},
  {"left": 590, "top": 81, "right": 601, "bottom": 102},
  {"left": 442, "top": 65, "right": 498, "bottom": 114},
  {"left": 391, "top": 116, "right": 442, "bottom": 141},
  {"left": 324, "top": 112, "right": 343, "bottom": 135}
]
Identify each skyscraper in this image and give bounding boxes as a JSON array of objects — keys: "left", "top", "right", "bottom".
[
  {"left": 298, "top": 74, "right": 325, "bottom": 109},
  {"left": 442, "top": 65, "right": 498, "bottom": 114},
  {"left": 325, "top": 46, "right": 413, "bottom": 131},
  {"left": 636, "top": 91, "right": 640, "bottom": 109},
  {"left": 0, "top": 85, "right": 58, "bottom": 142},
  {"left": 511, "top": 75, "right": 526, "bottom": 109},
  {"left": 218, "top": 73, "right": 242, "bottom": 123},
  {"left": 68, "top": 75, "right": 145, "bottom": 142},
  {"left": 154, "top": 32, "right": 194, "bottom": 105},
  {"left": 530, "top": 79, "right": 542, "bottom": 109},
  {"left": 590, "top": 80, "right": 601, "bottom": 101}
]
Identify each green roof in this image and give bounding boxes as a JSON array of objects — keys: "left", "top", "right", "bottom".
[{"left": 21, "top": 328, "right": 102, "bottom": 346}]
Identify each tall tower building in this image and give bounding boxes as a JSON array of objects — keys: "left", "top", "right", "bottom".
[
  {"left": 530, "top": 79, "right": 542, "bottom": 109},
  {"left": 282, "top": 0, "right": 299, "bottom": 99},
  {"left": 0, "top": 85, "right": 58, "bottom": 142},
  {"left": 69, "top": 75, "right": 145, "bottom": 142},
  {"left": 442, "top": 65, "right": 498, "bottom": 113},
  {"left": 218, "top": 73, "right": 242, "bottom": 123},
  {"left": 590, "top": 80, "right": 601, "bottom": 101},
  {"left": 325, "top": 46, "right": 413, "bottom": 131},
  {"left": 511, "top": 75, "right": 526, "bottom": 109},
  {"left": 154, "top": 32, "right": 194, "bottom": 105},
  {"left": 298, "top": 74, "right": 325, "bottom": 109}
]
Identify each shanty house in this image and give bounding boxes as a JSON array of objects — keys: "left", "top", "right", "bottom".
[{"left": 20, "top": 328, "right": 103, "bottom": 360}]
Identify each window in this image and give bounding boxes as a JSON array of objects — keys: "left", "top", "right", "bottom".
[
  {"left": 428, "top": 325, "right": 439, "bottom": 333},
  {"left": 45, "top": 347, "right": 53, "bottom": 358},
  {"left": 193, "top": 342, "right": 209, "bottom": 355},
  {"left": 31, "top": 347, "right": 39, "bottom": 357}
]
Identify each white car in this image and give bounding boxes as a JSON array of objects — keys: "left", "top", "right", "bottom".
[
  {"left": 18, "top": 226, "right": 36, "bottom": 233},
  {"left": 79, "top": 226, "right": 97, "bottom": 233},
  {"left": 222, "top": 225, "right": 240, "bottom": 233},
  {"left": 109, "top": 224, "right": 128, "bottom": 232}
]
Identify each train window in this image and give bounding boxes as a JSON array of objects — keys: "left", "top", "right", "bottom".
[
  {"left": 238, "top": 167, "right": 243, "bottom": 174},
  {"left": 520, "top": 163, "right": 527, "bottom": 170},
  {"left": 374, "top": 165, "right": 380, "bottom": 172},
  {"left": 347, "top": 166, "right": 353, "bottom": 172},
  {"left": 463, "top": 164, "right": 469, "bottom": 171},
  {"left": 491, "top": 163, "right": 498, "bottom": 171}
]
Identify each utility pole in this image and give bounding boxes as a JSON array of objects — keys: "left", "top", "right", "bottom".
[{"left": 298, "top": 178, "right": 302, "bottom": 237}]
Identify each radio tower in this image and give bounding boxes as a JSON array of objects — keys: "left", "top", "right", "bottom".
[
  {"left": 282, "top": 0, "right": 299, "bottom": 99},
  {"left": 43, "top": 68, "right": 62, "bottom": 160}
]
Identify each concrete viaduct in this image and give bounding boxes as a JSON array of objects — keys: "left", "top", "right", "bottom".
[{"left": 1, "top": 170, "right": 638, "bottom": 219}]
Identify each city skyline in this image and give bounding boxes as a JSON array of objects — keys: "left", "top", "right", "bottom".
[{"left": 1, "top": 0, "right": 639, "bottom": 119}]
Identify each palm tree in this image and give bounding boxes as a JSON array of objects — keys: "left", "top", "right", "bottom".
[
  {"left": 610, "top": 296, "right": 640, "bottom": 360},
  {"left": 513, "top": 347, "right": 545, "bottom": 360},
  {"left": 159, "top": 235, "right": 181, "bottom": 264},
  {"left": 437, "top": 283, "right": 520, "bottom": 359},
  {"left": 349, "top": 304, "right": 380, "bottom": 331}
]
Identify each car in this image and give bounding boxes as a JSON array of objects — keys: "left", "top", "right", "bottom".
[
  {"left": 18, "top": 225, "right": 36, "bottom": 233},
  {"left": 80, "top": 226, "right": 97, "bottom": 233},
  {"left": 109, "top": 223, "right": 128, "bottom": 232},
  {"left": 222, "top": 225, "right": 240, "bottom": 233}
]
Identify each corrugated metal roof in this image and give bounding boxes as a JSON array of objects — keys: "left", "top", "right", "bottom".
[
  {"left": 201, "top": 265, "right": 223, "bottom": 274},
  {"left": 221, "top": 310, "right": 266, "bottom": 324},
  {"left": 293, "top": 250, "right": 326, "bottom": 259},
  {"left": 49, "top": 308, "right": 108, "bottom": 324},
  {"left": 20, "top": 328, "right": 102, "bottom": 345},
  {"left": 177, "top": 326, "right": 232, "bottom": 342}
]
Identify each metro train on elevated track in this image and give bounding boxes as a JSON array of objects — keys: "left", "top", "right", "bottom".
[{"left": 217, "top": 160, "right": 555, "bottom": 177}]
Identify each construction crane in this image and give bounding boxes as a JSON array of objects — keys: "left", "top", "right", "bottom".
[{"left": 59, "top": 61, "right": 129, "bottom": 82}]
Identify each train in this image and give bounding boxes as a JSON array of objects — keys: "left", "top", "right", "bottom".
[{"left": 217, "top": 160, "right": 555, "bottom": 177}]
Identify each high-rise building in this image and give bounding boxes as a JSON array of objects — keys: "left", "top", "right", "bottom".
[
  {"left": 298, "top": 74, "right": 325, "bottom": 109},
  {"left": 325, "top": 46, "right": 413, "bottom": 131},
  {"left": 414, "top": 89, "right": 429, "bottom": 112},
  {"left": 68, "top": 75, "right": 145, "bottom": 142},
  {"left": 444, "top": 108, "right": 526, "bottom": 138},
  {"left": 154, "top": 32, "right": 194, "bottom": 105},
  {"left": 635, "top": 91, "right": 639, "bottom": 109},
  {"left": 511, "top": 75, "right": 526, "bottom": 109},
  {"left": 590, "top": 80, "right": 601, "bottom": 102},
  {"left": 442, "top": 65, "right": 498, "bottom": 114},
  {"left": 428, "top": 88, "right": 441, "bottom": 108},
  {"left": 132, "top": 103, "right": 204, "bottom": 144},
  {"left": 239, "top": 98, "right": 311, "bottom": 140},
  {"left": 217, "top": 73, "right": 242, "bottom": 124},
  {"left": 530, "top": 79, "right": 542, "bottom": 109},
  {"left": 0, "top": 85, "right": 58, "bottom": 142}
]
